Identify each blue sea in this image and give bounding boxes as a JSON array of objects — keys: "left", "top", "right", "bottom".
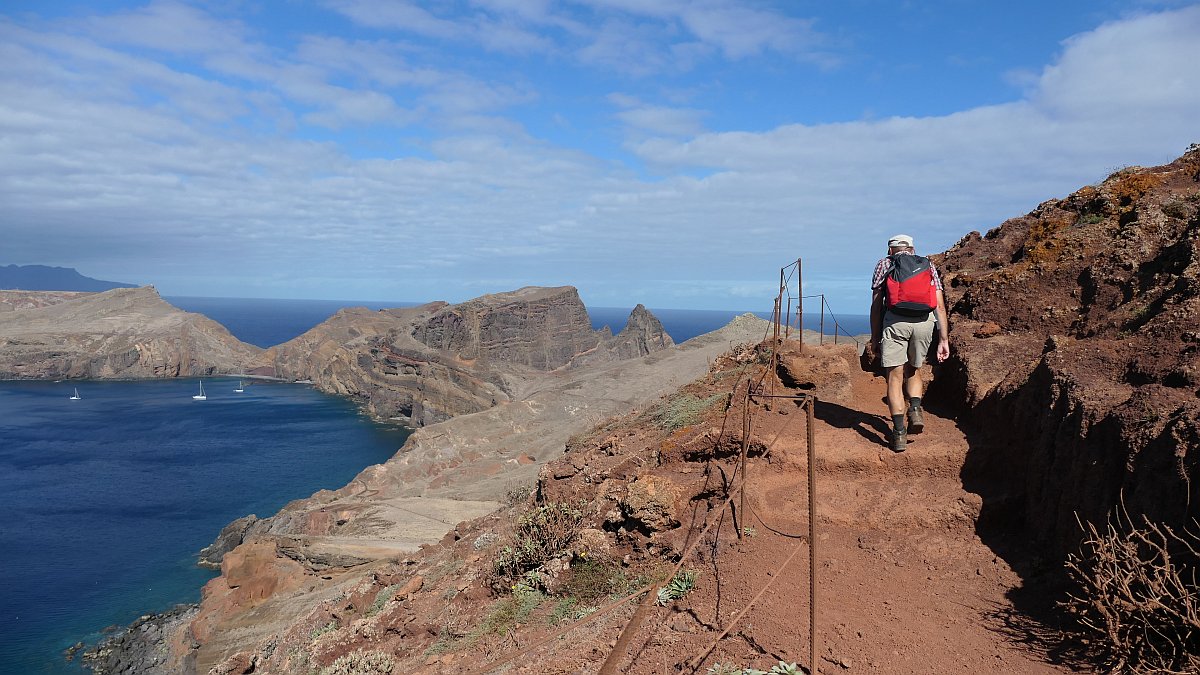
[
  {"left": 0, "top": 379, "right": 410, "bottom": 674},
  {"left": 164, "top": 296, "right": 870, "bottom": 348},
  {"left": 0, "top": 296, "right": 868, "bottom": 674}
]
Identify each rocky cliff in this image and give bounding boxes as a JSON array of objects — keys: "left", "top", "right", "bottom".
[
  {"left": 104, "top": 314, "right": 767, "bottom": 675},
  {"left": 0, "top": 286, "right": 267, "bottom": 379},
  {"left": 930, "top": 146, "right": 1200, "bottom": 557},
  {"left": 268, "top": 286, "right": 673, "bottom": 427}
]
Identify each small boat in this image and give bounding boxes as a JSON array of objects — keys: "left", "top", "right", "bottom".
[
  {"left": 192, "top": 380, "right": 207, "bottom": 401},
  {"left": 69, "top": 387, "right": 81, "bottom": 400},
  {"left": 234, "top": 381, "right": 245, "bottom": 393}
]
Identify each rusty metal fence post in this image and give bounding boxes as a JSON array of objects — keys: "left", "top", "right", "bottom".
[
  {"left": 818, "top": 294, "right": 825, "bottom": 345},
  {"left": 808, "top": 394, "right": 818, "bottom": 674}
]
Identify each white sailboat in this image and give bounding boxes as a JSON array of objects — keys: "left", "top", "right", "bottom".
[
  {"left": 234, "top": 381, "right": 245, "bottom": 393},
  {"left": 69, "top": 387, "right": 81, "bottom": 400},
  {"left": 192, "top": 380, "right": 207, "bottom": 401}
]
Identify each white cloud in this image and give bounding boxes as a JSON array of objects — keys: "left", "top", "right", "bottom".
[
  {"left": 609, "top": 94, "right": 705, "bottom": 137},
  {"left": 80, "top": 0, "right": 253, "bottom": 55},
  {"left": 571, "top": 0, "right": 830, "bottom": 62},
  {"left": 1033, "top": 8, "right": 1200, "bottom": 119},
  {"left": 1, "top": 4, "right": 1198, "bottom": 310},
  {"left": 327, "top": 0, "right": 832, "bottom": 74},
  {"left": 621, "top": 6, "right": 1200, "bottom": 257},
  {"left": 323, "top": 0, "right": 461, "bottom": 38},
  {"left": 292, "top": 37, "right": 440, "bottom": 89}
]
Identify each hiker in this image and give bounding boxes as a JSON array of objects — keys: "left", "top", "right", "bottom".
[{"left": 869, "top": 234, "right": 950, "bottom": 453}]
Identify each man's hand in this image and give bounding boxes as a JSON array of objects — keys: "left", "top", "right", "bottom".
[
  {"left": 860, "top": 340, "right": 881, "bottom": 374},
  {"left": 936, "top": 337, "right": 950, "bottom": 362}
]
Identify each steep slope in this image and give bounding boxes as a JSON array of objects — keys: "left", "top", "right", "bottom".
[
  {"left": 0, "top": 286, "right": 267, "bottom": 378},
  {"left": 929, "top": 147, "right": 1200, "bottom": 557},
  {"left": 178, "top": 341, "right": 1071, "bottom": 675}
]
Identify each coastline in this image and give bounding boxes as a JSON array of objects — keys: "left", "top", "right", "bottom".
[
  {"left": 82, "top": 605, "right": 199, "bottom": 675},
  {"left": 1, "top": 291, "right": 841, "bottom": 671},
  {"left": 80, "top": 315, "right": 778, "bottom": 673},
  {"left": 0, "top": 377, "right": 410, "bottom": 674}
]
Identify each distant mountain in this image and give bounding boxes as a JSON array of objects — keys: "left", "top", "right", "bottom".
[{"left": 0, "top": 265, "right": 138, "bottom": 292}]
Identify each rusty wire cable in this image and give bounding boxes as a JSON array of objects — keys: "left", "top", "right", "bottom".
[
  {"left": 468, "top": 350, "right": 768, "bottom": 675},
  {"left": 467, "top": 290, "right": 827, "bottom": 674}
]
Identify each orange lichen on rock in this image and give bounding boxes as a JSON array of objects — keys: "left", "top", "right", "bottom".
[{"left": 1108, "top": 169, "right": 1164, "bottom": 205}]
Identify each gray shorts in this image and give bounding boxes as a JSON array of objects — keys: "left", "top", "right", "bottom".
[{"left": 880, "top": 311, "right": 935, "bottom": 369}]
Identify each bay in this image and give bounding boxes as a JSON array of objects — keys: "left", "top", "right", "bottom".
[
  {"left": 0, "top": 296, "right": 867, "bottom": 674},
  {"left": 0, "top": 378, "right": 409, "bottom": 674}
]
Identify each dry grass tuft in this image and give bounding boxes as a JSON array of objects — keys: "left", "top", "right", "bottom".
[{"left": 1062, "top": 509, "right": 1200, "bottom": 674}]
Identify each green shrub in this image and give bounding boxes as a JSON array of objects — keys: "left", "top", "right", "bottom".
[
  {"left": 367, "top": 584, "right": 401, "bottom": 617},
  {"left": 504, "top": 482, "right": 534, "bottom": 506},
  {"left": 311, "top": 619, "right": 339, "bottom": 640},
  {"left": 546, "top": 596, "right": 596, "bottom": 625},
  {"left": 476, "top": 586, "right": 545, "bottom": 637},
  {"left": 1162, "top": 199, "right": 1190, "bottom": 219},
  {"left": 656, "top": 570, "right": 698, "bottom": 605},
  {"left": 424, "top": 624, "right": 461, "bottom": 656},
  {"left": 556, "top": 558, "right": 625, "bottom": 604},
  {"left": 492, "top": 501, "right": 585, "bottom": 585},
  {"left": 705, "top": 662, "right": 802, "bottom": 675}
]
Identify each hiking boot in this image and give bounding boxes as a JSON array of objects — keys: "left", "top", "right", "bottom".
[
  {"left": 907, "top": 407, "right": 925, "bottom": 435},
  {"left": 890, "top": 429, "right": 907, "bottom": 453}
]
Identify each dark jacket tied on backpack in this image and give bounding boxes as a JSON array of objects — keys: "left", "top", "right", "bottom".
[{"left": 883, "top": 253, "right": 938, "bottom": 317}]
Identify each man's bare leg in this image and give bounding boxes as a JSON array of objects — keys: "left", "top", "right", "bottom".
[
  {"left": 888, "top": 362, "right": 902, "bottom": 415},
  {"left": 885, "top": 365, "right": 912, "bottom": 451},
  {"left": 904, "top": 366, "right": 925, "bottom": 433}
]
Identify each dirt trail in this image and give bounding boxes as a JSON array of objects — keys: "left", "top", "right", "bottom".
[
  {"left": 594, "top": 344, "right": 1074, "bottom": 674},
  {"left": 201, "top": 341, "right": 1081, "bottom": 675}
]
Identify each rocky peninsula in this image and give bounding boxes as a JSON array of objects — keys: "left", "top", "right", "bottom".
[
  {"left": 0, "top": 286, "right": 267, "bottom": 379},
  {"left": 0, "top": 279, "right": 771, "bottom": 672},
  {"left": 267, "top": 286, "right": 674, "bottom": 427},
  {"left": 100, "top": 311, "right": 771, "bottom": 674}
]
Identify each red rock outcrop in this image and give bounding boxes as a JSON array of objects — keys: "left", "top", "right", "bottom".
[{"left": 930, "top": 146, "right": 1200, "bottom": 556}]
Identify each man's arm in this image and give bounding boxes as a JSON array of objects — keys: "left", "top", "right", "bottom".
[
  {"left": 870, "top": 286, "right": 884, "bottom": 344},
  {"left": 934, "top": 288, "right": 950, "bottom": 362}
]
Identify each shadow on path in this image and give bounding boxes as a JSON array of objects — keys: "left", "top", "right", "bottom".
[
  {"left": 813, "top": 398, "right": 890, "bottom": 449},
  {"left": 939, "top": 403, "right": 1093, "bottom": 673}
]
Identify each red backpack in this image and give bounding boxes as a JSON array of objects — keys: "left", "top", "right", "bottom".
[{"left": 884, "top": 254, "right": 937, "bottom": 317}]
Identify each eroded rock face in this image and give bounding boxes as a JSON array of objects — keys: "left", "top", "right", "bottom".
[
  {"left": 0, "top": 286, "right": 267, "bottom": 379},
  {"left": 268, "top": 287, "right": 675, "bottom": 426},
  {"left": 618, "top": 475, "right": 684, "bottom": 533},
  {"left": 930, "top": 148, "right": 1200, "bottom": 557},
  {"left": 411, "top": 286, "right": 601, "bottom": 370},
  {"left": 590, "top": 303, "right": 675, "bottom": 363}
]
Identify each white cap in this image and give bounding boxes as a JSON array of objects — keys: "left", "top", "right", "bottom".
[{"left": 888, "top": 234, "right": 914, "bottom": 248}]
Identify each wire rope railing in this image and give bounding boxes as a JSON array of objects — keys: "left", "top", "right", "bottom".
[
  {"left": 775, "top": 260, "right": 867, "bottom": 350},
  {"left": 470, "top": 258, "right": 839, "bottom": 675},
  {"left": 800, "top": 293, "right": 866, "bottom": 348}
]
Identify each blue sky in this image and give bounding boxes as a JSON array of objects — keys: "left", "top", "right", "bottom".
[{"left": 1, "top": 1, "right": 1198, "bottom": 312}]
